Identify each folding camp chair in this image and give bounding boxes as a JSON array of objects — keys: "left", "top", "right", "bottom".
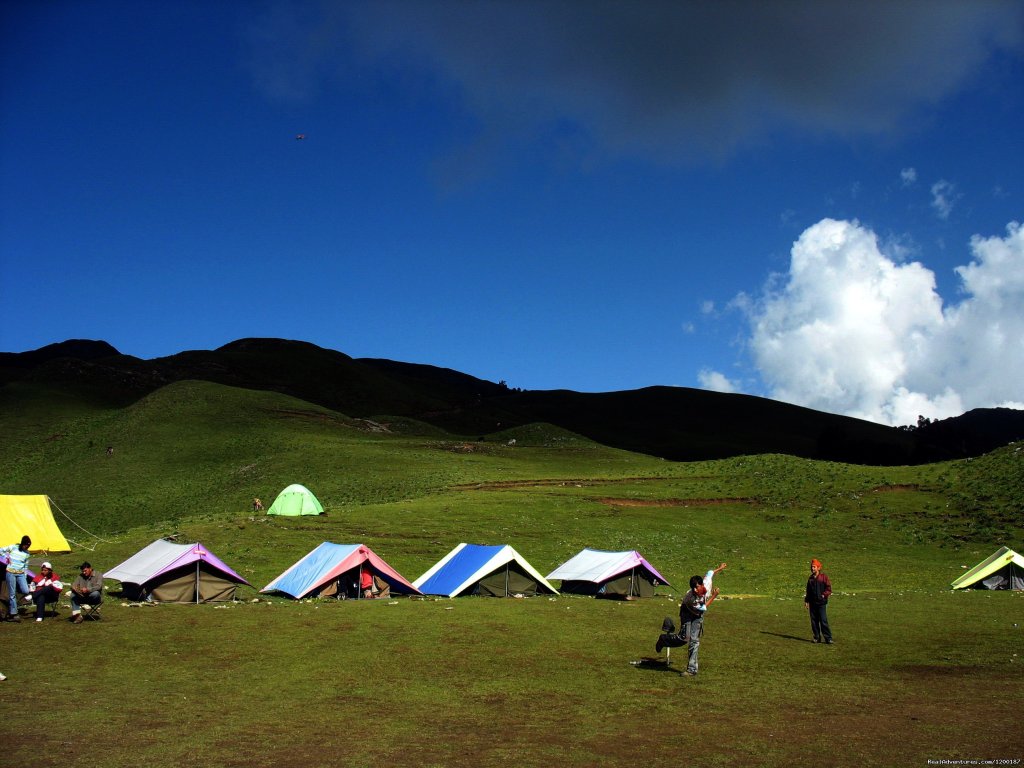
[
  {"left": 80, "top": 601, "right": 103, "bottom": 621},
  {"left": 45, "top": 593, "right": 61, "bottom": 618}
]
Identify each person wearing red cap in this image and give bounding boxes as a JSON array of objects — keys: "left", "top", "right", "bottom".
[
  {"left": 29, "top": 562, "right": 63, "bottom": 622},
  {"left": 804, "top": 559, "right": 833, "bottom": 644}
]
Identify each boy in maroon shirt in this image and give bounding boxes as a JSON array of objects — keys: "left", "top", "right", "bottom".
[{"left": 804, "top": 558, "right": 833, "bottom": 644}]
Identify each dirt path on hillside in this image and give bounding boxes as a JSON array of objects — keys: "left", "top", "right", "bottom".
[
  {"left": 450, "top": 476, "right": 715, "bottom": 491},
  {"left": 451, "top": 477, "right": 754, "bottom": 507}
]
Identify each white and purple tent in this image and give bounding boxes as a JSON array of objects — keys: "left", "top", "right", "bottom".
[
  {"left": 261, "top": 542, "right": 422, "bottom": 599},
  {"left": 546, "top": 548, "right": 671, "bottom": 598},
  {"left": 414, "top": 543, "right": 558, "bottom": 597},
  {"left": 105, "top": 539, "right": 251, "bottom": 603}
]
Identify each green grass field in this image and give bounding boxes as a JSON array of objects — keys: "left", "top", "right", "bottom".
[{"left": 2, "top": 380, "right": 1022, "bottom": 767}]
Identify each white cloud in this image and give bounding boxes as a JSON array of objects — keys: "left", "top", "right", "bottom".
[
  {"left": 744, "top": 218, "right": 1024, "bottom": 425},
  {"left": 699, "top": 368, "right": 739, "bottom": 394},
  {"left": 931, "top": 179, "right": 958, "bottom": 219},
  {"left": 900, "top": 167, "right": 917, "bottom": 186}
]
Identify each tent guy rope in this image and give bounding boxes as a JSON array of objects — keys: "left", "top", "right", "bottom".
[{"left": 48, "top": 496, "right": 112, "bottom": 546}]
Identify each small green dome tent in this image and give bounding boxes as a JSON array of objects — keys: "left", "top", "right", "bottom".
[{"left": 266, "top": 484, "right": 324, "bottom": 517}]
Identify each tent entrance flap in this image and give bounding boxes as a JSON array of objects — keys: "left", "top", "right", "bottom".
[
  {"left": 981, "top": 563, "right": 1024, "bottom": 590},
  {"left": 559, "top": 570, "right": 657, "bottom": 598},
  {"left": 600, "top": 568, "right": 656, "bottom": 598},
  {"left": 315, "top": 566, "right": 364, "bottom": 599},
  {"left": 475, "top": 563, "right": 541, "bottom": 597},
  {"left": 120, "top": 563, "right": 243, "bottom": 603}
]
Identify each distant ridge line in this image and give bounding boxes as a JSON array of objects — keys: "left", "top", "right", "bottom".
[{"left": 2, "top": 337, "right": 1022, "bottom": 466}]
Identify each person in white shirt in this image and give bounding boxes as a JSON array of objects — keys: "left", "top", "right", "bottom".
[
  {"left": 678, "top": 563, "right": 727, "bottom": 676},
  {"left": 1, "top": 536, "right": 32, "bottom": 622}
]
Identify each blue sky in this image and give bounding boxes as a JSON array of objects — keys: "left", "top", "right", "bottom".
[{"left": 2, "top": 1, "right": 1022, "bottom": 425}]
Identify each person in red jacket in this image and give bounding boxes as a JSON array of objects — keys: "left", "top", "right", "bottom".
[
  {"left": 29, "top": 562, "right": 63, "bottom": 622},
  {"left": 360, "top": 567, "right": 375, "bottom": 599},
  {"left": 804, "top": 558, "right": 833, "bottom": 644}
]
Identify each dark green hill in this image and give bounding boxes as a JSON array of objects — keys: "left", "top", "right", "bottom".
[
  {"left": 915, "top": 407, "right": 1024, "bottom": 457},
  {"left": 476, "top": 386, "right": 921, "bottom": 462},
  {"left": 2, "top": 337, "right": 1021, "bottom": 465}
]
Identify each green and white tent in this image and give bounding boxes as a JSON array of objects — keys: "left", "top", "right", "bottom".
[
  {"left": 266, "top": 484, "right": 324, "bottom": 517},
  {"left": 951, "top": 546, "right": 1024, "bottom": 590}
]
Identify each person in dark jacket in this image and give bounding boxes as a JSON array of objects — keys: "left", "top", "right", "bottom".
[{"left": 804, "top": 558, "right": 833, "bottom": 644}]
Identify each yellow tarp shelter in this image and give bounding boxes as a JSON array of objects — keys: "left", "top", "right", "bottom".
[
  {"left": 0, "top": 495, "right": 72, "bottom": 552},
  {"left": 951, "top": 546, "right": 1024, "bottom": 591}
]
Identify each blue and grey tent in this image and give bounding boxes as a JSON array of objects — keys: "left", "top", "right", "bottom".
[
  {"left": 105, "top": 539, "right": 251, "bottom": 603},
  {"left": 546, "top": 548, "right": 671, "bottom": 598},
  {"left": 544, "top": 548, "right": 671, "bottom": 602},
  {"left": 413, "top": 543, "right": 558, "bottom": 597}
]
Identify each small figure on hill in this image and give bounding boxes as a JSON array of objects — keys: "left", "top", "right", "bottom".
[
  {"left": 804, "top": 558, "right": 833, "bottom": 644},
  {"left": 70, "top": 562, "right": 104, "bottom": 624},
  {"left": 678, "top": 562, "right": 727, "bottom": 676},
  {"left": 29, "top": 562, "right": 63, "bottom": 622},
  {"left": 1, "top": 535, "right": 33, "bottom": 622},
  {"left": 106, "top": 446, "right": 114, "bottom": 457},
  {"left": 252, "top": 497, "right": 263, "bottom": 513}
]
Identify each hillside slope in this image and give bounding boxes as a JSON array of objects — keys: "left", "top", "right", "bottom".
[{"left": 3, "top": 337, "right": 1022, "bottom": 465}]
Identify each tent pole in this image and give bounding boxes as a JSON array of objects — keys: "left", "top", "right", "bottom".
[{"left": 196, "top": 561, "right": 200, "bottom": 605}]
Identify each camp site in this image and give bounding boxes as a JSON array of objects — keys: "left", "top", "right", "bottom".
[
  {"left": 6, "top": 1, "right": 1024, "bottom": 763},
  {"left": 0, "top": 370, "right": 1021, "bottom": 768}
]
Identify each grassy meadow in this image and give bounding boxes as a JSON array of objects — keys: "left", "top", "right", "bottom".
[{"left": 1, "top": 380, "right": 1022, "bottom": 767}]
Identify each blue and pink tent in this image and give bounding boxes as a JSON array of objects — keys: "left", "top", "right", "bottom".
[
  {"left": 261, "top": 542, "right": 421, "bottom": 599},
  {"left": 105, "top": 539, "right": 251, "bottom": 603}
]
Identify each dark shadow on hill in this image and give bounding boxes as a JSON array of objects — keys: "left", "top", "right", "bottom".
[{"left": 3, "top": 337, "right": 1022, "bottom": 466}]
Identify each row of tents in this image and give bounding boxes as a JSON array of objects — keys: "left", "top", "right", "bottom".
[
  {"left": 3, "top": 495, "right": 1023, "bottom": 603},
  {"left": 103, "top": 540, "right": 672, "bottom": 603},
  {"left": 67, "top": 538, "right": 1024, "bottom": 604}
]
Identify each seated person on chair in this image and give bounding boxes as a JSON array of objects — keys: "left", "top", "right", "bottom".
[
  {"left": 29, "top": 562, "right": 63, "bottom": 623},
  {"left": 70, "top": 562, "right": 103, "bottom": 623}
]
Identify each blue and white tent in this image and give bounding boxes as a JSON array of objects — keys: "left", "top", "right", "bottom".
[{"left": 413, "top": 543, "right": 558, "bottom": 597}]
